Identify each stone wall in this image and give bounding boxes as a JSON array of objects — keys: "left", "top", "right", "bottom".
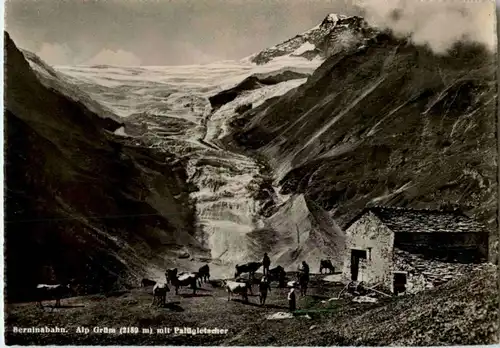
[
  {"left": 392, "top": 248, "right": 492, "bottom": 294},
  {"left": 342, "top": 212, "right": 394, "bottom": 285}
]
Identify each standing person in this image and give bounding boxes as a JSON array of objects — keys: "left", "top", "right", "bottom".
[
  {"left": 259, "top": 276, "right": 271, "bottom": 306},
  {"left": 262, "top": 253, "right": 271, "bottom": 276},
  {"left": 288, "top": 287, "right": 296, "bottom": 312},
  {"left": 278, "top": 268, "right": 286, "bottom": 288},
  {"left": 301, "top": 261, "right": 310, "bottom": 279},
  {"left": 299, "top": 261, "right": 310, "bottom": 296}
]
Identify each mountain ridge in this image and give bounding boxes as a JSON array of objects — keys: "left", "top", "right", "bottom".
[
  {"left": 225, "top": 31, "right": 498, "bottom": 262},
  {"left": 249, "top": 13, "right": 378, "bottom": 65},
  {"left": 4, "top": 31, "right": 200, "bottom": 301}
]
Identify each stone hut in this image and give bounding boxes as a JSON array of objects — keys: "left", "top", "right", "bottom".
[{"left": 341, "top": 207, "right": 489, "bottom": 294}]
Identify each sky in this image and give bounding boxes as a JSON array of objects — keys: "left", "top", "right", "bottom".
[
  {"left": 5, "top": 0, "right": 498, "bottom": 66},
  {"left": 5, "top": 0, "right": 362, "bottom": 66}
]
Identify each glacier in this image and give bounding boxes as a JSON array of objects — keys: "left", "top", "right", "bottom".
[{"left": 54, "top": 57, "right": 323, "bottom": 278}]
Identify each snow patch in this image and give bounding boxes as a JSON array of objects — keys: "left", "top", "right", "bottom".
[
  {"left": 292, "top": 42, "right": 316, "bottom": 56},
  {"left": 114, "top": 126, "right": 130, "bottom": 137},
  {"left": 266, "top": 312, "right": 294, "bottom": 320}
]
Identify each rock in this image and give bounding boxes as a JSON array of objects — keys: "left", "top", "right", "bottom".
[
  {"left": 266, "top": 312, "right": 294, "bottom": 320},
  {"left": 353, "top": 296, "right": 378, "bottom": 303},
  {"left": 235, "top": 103, "right": 252, "bottom": 115}
]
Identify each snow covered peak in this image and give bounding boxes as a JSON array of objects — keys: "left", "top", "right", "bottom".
[
  {"left": 322, "top": 13, "right": 350, "bottom": 25},
  {"left": 248, "top": 13, "right": 376, "bottom": 65}
]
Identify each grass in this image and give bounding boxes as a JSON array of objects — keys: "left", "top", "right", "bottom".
[
  {"left": 6, "top": 268, "right": 497, "bottom": 345},
  {"left": 4, "top": 275, "right": 350, "bottom": 345}
]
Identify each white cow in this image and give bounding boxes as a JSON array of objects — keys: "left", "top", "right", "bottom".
[
  {"left": 36, "top": 284, "right": 72, "bottom": 308},
  {"left": 171, "top": 273, "right": 197, "bottom": 295},
  {"left": 224, "top": 280, "right": 250, "bottom": 303}
]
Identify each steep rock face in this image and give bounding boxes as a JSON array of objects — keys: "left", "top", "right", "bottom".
[
  {"left": 250, "top": 14, "right": 377, "bottom": 65},
  {"left": 227, "top": 32, "right": 497, "bottom": 261},
  {"left": 250, "top": 194, "right": 346, "bottom": 271},
  {"left": 4, "top": 32, "right": 199, "bottom": 301},
  {"left": 21, "top": 49, "right": 122, "bottom": 129}
]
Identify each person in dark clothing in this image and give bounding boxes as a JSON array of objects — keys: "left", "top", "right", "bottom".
[
  {"left": 300, "top": 261, "right": 310, "bottom": 282},
  {"left": 278, "top": 268, "right": 286, "bottom": 288},
  {"left": 258, "top": 276, "right": 271, "bottom": 306},
  {"left": 288, "top": 288, "right": 296, "bottom": 312},
  {"left": 262, "top": 253, "right": 271, "bottom": 276},
  {"left": 299, "top": 261, "right": 310, "bottom": 296}
]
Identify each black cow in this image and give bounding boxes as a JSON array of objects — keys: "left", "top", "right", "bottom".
[
  {"left": 319, "top": 259, "right": 335, "bottom": 274},
  {"left": 151, "top": 283, "right": 170, "bottom": 307},
  {"left": 165, "top": 268, "right": 178, "bottom": 285},
  {"left": 36, "top": 284, "right": 73, "bottom": 308},
  {"left": 268, "top": 265, "right": 286, "bottom": 288},
  {"left": 234, "top": 262, "right": 262, "bottom": 279},
  {"left": 197, "top": 264, "right": 210, "bottom": 284}
]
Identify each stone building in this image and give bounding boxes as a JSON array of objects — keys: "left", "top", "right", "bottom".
[{"left": 341, "top": 207, "right": 489, "bottom": 294}]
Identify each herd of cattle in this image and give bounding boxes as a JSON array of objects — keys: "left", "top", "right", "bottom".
[
  {"left": 148, "top": 259, "right": 336, "bottom": 307},
  {"left": 34, "top": 259, "right": 337, "bottom": 309}
]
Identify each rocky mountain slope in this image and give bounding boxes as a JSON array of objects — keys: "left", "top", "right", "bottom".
[
  {"left": 249, "top": 14, "right": 377, "bottom": 65},
  {"left": 226, "top": 32, "right": 498, "bottom": 261},
  {"left": 4, "top": 32, "right": 200, "bottom": 301}
]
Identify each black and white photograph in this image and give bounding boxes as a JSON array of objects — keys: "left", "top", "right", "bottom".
[{"left": 3, "top": 0, "right": 499, "bottom": 345}]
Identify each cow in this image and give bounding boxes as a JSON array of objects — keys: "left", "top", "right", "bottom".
[
  {"left": 170, "top": 273, "right": 197, "bottom": 295},
  {"left": 151, "top": 283, "right": 170, "bottom": 307},
  {"left": 268, "top": 265, "right": 286, "bottom": 288},
  {"left": 35, "top": 284, "right": 72, "bottom": 309},
  {"left": 234, "top": 276, "right": 255, "bottom": 295},
  {"left": 197, "top": 264, "right": 210, "bottom": 284},
  {"left": 192, "top": 272, "right": 203, "bottom": 287},
  {"left": 319, "top": 259, "right": 335, "bottom": 274},
  {"left": 165, "top": 268, "right": 178, "bottom": 285},
  {"left": 141, "top": 278, "right": 156, "bottom": 288},
  {"left": 234, "top": 262, "right": 262, "bottom": 279},
  {"left": 224, "top": 280, "right": 250, "bottom": 303}
]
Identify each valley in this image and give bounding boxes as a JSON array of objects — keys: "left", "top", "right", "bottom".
[{"left": 4, "top": 8, "right": 498, "bottom": 345}]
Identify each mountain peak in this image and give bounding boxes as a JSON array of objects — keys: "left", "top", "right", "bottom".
[
  {"left": 249, "top": 13, "right": 376, "bottom": 65},
  {"left": 320, "top": 13, "right": 349, "bottom": 26}
]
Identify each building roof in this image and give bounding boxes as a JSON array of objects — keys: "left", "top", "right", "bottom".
[{"left": 346, "top": 206, "right": 487, "bottom": 234}]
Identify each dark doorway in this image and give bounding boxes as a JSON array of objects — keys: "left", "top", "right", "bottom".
[
  {"left": 350, "top": 249, "right": 367, "bottom": 281},
  {"left": 393, "top": 272, "right": 407, "bottom": 295}
]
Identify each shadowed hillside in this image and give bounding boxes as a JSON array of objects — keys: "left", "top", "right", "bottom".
[
  {"left": 226, "top": 32, "right": 498, "bottom": 261},
  {"left": 4, "top": 32, "right": 201, "bottom": 301}
]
